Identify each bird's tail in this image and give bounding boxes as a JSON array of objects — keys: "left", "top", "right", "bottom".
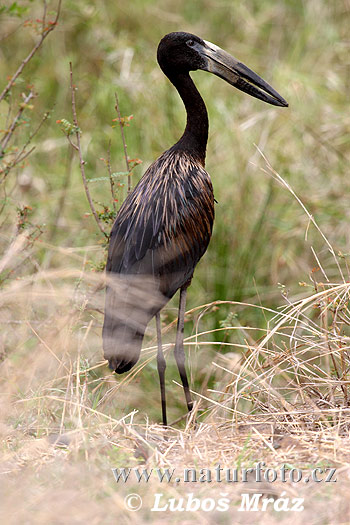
[
  {"left": 103, "top": 273, "right": 166, "bottom": 374},
  {"left": 102, "top": 316, "right": 145, "bottom": 374}
]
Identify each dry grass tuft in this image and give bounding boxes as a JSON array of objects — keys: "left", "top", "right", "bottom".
[{"left": 1, "top": 190, "right": 350, "bottom": 522}]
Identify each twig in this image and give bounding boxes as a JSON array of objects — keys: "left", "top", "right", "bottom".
[
  {"left": 0, "top": 0, "right": 62, "bottom": 104},
  {"left": 107, "top": 139, "right": 116, "bottom": 211},
  {"left": 1, "top": 146, "right": 36, "bottom": 183},
  {"left": 3, "top": 110, "right": 52, "bottom": 177},
  {"left": 114, "top": 92, "right": 132, "bottom": 194},
  {"left": 0, "top": 91, "right": 34, "bottom": 154},
  {"left": 67, "top": 134, "right": 79, "bottom": 152},
  {"left": 69, "top": 63, "right": 106, "bottom": 236},
  {"left": 42, "top": 1, "right": 48, "bottom": 34}
]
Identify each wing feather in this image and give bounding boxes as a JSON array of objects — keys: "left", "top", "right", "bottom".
[
  {"left": 107, "top": 150, "right": 214, "bottom": 298},
  {"left": 103, "top": 149, "right": 214, "bottom": 373},
  {"left": 106, "top": 149, "right": 214, "bottom": 297}
]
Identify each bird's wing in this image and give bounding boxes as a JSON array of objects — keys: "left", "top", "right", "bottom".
[
  {"left": 103, "top": 151, "right": 214, "bottom": 372},
  {"left": 106, "top": 151, "right": 214, "bottom": 298}
]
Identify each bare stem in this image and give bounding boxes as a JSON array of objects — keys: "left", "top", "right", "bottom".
[
  {"left": 0, "top": 101, "right": 51, "bottom": 182},
  {"left": 114, "top": 92, "right": 131, "bottom": 195},
  {"left": 107, "top": 140, "right": 116, "bottom": 211},
  {"left": 0, "top": 0, "right": 62, "bottom": 104},
  {"left": 69, "top": 63, "right": 105, "bottom": 236},
  {"left": 0, "top": 91, "right": 34, "bottom": 154}
]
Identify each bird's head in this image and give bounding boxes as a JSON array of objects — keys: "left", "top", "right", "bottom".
[{"left": 157, "top": 32, "right": 288, "bottom": 107}]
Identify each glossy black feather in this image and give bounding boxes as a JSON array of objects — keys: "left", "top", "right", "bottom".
[
  {"left": 107, "top": 150, "right": 213, "bottom": 286},
  {"left": 103, "top": 148, "right": 214, "bottom": 373}
]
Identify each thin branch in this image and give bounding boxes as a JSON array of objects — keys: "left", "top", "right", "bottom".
[
  {"left": 114, "top": 92, "right": 131, "bottom": 194},
  {"left": 0, "top": 146, "right": 36, "bottom": 183},
  {"left": 42, "top": 1, "right": 48, "bottom": 34},
  {"left": 0, "top": 91, "right": 34, "bottom": 154},
  {"left": 0, "top": 0, "right": 62, "bottom": 104},
  {"left": 69, "top": 62, "right": 106, "bottom": 236},
  {"left": 107, "top": 139, "right": 116, "bottom": 211},
  {"left": 12, "top": 109, "right": 51, "bottom": 164},
  {"left": 11, "top": 145, "right": 36, "bottom": 167},
  {"left": 0, "top": 110, "right": 51, "bottom": 182},
  {"left": 67, "top": 134, "right": 79, "bottom": 151}
]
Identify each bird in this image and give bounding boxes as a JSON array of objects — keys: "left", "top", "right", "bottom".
[{"left": 102, "top": 32, "right": 288, "bottom": 426}]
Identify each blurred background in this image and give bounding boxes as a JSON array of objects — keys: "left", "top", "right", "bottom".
[{"left": 1, "top": 1, "right": 350, "bottom": 521}]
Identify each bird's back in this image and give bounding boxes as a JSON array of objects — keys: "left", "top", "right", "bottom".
[{"left": 103, "top": 148, "right": 214, "bottom": 373}]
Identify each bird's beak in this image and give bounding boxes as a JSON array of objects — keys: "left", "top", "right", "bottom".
[{"left": 198, "top": 40, "right": 288, "bottom": 107}]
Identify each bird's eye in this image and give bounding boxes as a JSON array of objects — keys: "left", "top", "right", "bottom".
[{"left": 187, "top": 40, "right": 195, "bottom": 47}]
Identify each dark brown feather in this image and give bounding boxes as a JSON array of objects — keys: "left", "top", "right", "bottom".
[{"left": 102, "top": 147, "right": 214, "bottom": 373}]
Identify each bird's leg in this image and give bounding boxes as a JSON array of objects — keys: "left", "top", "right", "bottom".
[
  {"left": 156, "top": 312, "right": 167, "bottom": 426},
  {"left": 174, "top": 284, "right": 193, "bottom": 413}
]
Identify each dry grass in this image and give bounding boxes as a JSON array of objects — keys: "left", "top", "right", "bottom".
[{"left": 2, "top": 167, "right": 350, "bottom": 523}]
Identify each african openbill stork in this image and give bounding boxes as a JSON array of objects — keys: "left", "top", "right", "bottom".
[{"left": 103, "top": 32, "right": 288, "bottom": 426}]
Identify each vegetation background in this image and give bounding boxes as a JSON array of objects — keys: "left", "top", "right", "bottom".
[{"left": 1, "top": 0, "right": 349, "bottom": 523}]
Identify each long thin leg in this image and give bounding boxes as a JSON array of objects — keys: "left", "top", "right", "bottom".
[
  {"left": 174, "top": 285, "right": 193, "bottom": 413},
  {"left": 156, "top": 312, "right": 167, "bottom": 426}
]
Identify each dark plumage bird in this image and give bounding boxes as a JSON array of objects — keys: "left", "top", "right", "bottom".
[{"left": 103, "top": 32, "right": 288, "bottom": 425}]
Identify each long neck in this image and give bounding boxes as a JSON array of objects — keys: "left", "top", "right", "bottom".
[{"left": 168, "top": 72, "right": 208, "bottom": 166}]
